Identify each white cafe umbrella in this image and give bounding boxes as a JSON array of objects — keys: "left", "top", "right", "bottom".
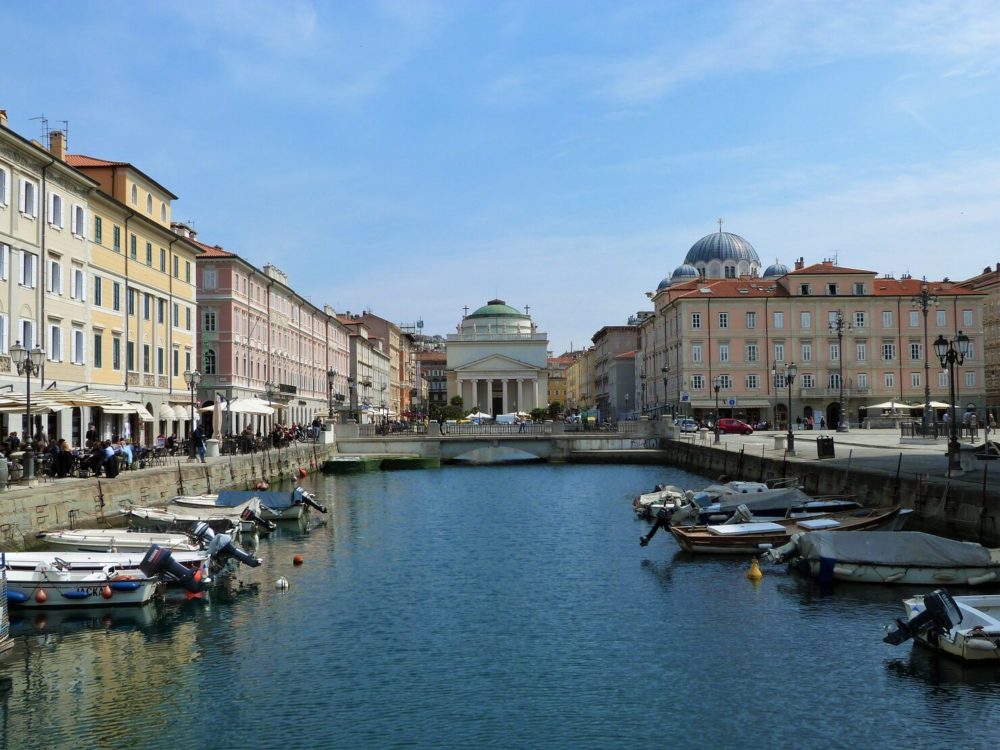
[
  {"left": 867, "top": 400, "right": 913, "bottom": 410},
  {"left": 466, "top": 411, "right": 492, "bottom": 420}
]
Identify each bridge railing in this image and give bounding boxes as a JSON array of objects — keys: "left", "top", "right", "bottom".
[{"left": 439, "top": 423, "right": 546, "bottom": 436}]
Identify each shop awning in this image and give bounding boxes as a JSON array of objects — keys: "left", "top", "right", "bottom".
[
  {"left": 158, "top": 404, "right": 177, "bottom": 421},
  {"left": 131, "top": 403, "right": 155, "bottom": 422},
  {"left": 172, "top": 404, "right": 190, "bottom": 420}
]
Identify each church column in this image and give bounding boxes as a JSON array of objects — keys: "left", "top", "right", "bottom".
[
  {"left": 456, "top": 377, "right": 463, "bottom": 408},
  {"left": 533, "top": 379, "right": 539, "bottom": 411},
  {"left": 501, "top": 379, "right": 509, "bottom": 415},
  {"left": 516, "top": 379, "right": 523, "bottom": 413},
  {"left": 469, "top": 379, "right": 478, "bottom": 411},
  {"left": 486, "top": 379, "right": 494, "bottom": 414}
]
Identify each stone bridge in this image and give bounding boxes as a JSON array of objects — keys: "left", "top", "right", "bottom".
[{"left": 333, "top": 421, "right": 666, "bottom": 462}]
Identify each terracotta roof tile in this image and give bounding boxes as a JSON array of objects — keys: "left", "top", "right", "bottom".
[
  {"left": 65, "top": 154, "right": 131, "bottom": 168},
  {"left": 191, "top": 239, "right": 234, "bottom": 258},
  {"left": 788, "top": 262, "right": 875, "bottom": 275}
]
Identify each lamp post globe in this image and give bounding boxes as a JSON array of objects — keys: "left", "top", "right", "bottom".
[
  {"left": 712, "top": 376, "right": 721, "bottom": 445},
  {"left": 828, "top": 311, "right": 853, "bottom": 432},
  {"left": 327, "top": 368, "right": 336, "bottom": 419},
  {"left": 183, "top": 369, "right": 202, "bottom": 458}
]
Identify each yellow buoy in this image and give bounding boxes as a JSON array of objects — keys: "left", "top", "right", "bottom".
[{"left": 746, "top": 559, "right": 763, "bottom": 581}]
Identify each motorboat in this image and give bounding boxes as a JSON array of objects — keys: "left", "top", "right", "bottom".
[
  {"left": 37, "top": 528, "right": 201, "bottom": 553},
  {"left": 634, "top": 480, "right": 776, "bottom": 520},
  {"left": 762, "top": 530, "right": 1000, "bottom": 586},
  {"left": 884, "top": 589, "right": 1000, "bottom": 662},
  {"left": 171, "top": 487, "right": 327, "bottom": 521},
  {"left": 3, "top": 555, "right": 159, "bottom": 608},
  {"left": 667, "top": 505, "right": 907, "bottom": 555},
  {"left": 1, "top": 549, "right": 208, "bottom": 572},
  {"left": 127, "top": 496, "right": 275, "bottom": 534}
]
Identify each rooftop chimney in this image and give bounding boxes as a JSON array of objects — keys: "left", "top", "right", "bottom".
[
  {"left": 0, "top": 110, "right": 7, "bottom": 128},
  {"left": 794, "top": 257, "right": 804, "bottom": 270},
  {"left": 170, "top": 221, "right": 197, "bottom": 240},
  {"left": 48, "top": 130, "right": 66, "bottom": 160}
]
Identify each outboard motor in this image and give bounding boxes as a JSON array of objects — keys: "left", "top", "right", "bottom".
[
  {"left": 241, "top": 505, "right": 277, "bottom": 532},
  {"left": 884, "top": 589, "right": 962, "bottom": 646},
  {"left": 192, "top": 522, "right": 262, "bottom": 568},
  {"left": 722, "top": 504, "right": 754, "bottom": 525},
  {"left": 140, "top": 545, "right": 207, "bottom": 593},
  {"left": 294, "top": 487, "right": 327, "bottom": 514}
]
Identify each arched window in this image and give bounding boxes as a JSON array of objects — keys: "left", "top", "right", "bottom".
[
  {"left": 160, "top": 202, "right": 166, "bottom": 222},
  {"left": 130, "top": 184, "right": 138, "bottom": 205},
  {"left": 146, "top": 194, "right": 153, "bottom": 214},
  {"left": 204, "top": 349, "right": 216, "bottom": 375},
  {"left": 724, "top": 265, "right": 736, "bottom": 278}
]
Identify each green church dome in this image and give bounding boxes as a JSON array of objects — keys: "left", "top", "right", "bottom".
[{"left": 467, "top": 299, "right": 527, "bottom": 319}]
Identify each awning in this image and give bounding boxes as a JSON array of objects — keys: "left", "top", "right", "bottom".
[
  {"left": 158, "top": 404, "right": 177, "bottom": 421},
  {"left": 172, "top": 405, "right": 190, "bottom": 420},
  {"left": 131, "top": 403, "right": 155, "bottom": 422},
  {"left": 0, "top": 394, "right": 67, "bottom": 414},
  {"left": 227, "top": 397, "right": 274, "bottom": 416}
]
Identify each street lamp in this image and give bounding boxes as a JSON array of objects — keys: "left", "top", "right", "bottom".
[
  {"left": 327, "top": 368, "right": 336, "bottom": 419},
  {"left": 712, "top": 376, "right": 721, "bottom": 444},
  {"left": 779, "top": 362, "right": 798, "bottom": 451},
  {"left": 10, "top": 340, "right": 44, "bottom": 481},
  {"left": 912, "top": 278, "right": 938, "bottom": 436},
  {"left": 934, "top": 331, "right": 970, "bottom": 472},
  {"left": 264, "top": 379, "right": 277, "bottom": 436},
  {"left": 624, "top": 391, "right": 630, "bottom": 421},
  {"left": 661, "top": 365, "right": 669, "bottom": 418},
  {"left": 828, "top": 311, "right": 854, "bottom": 432},
  {"left": 183, "top": 369, "right": 202, "bottom": 458}
]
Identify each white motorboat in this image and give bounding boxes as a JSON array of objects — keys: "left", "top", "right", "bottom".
[
  {"left": 3, "top": 559, "right": 159, "bottom": 608},
  {"left": 762, "top": 530, "right": 1000, "bottom": 586},
  {"left": 127, "top": 496, "right": 275, "bottom": 534},
  {"left": 171, "top": 487, "right": 327, "bottom": 521},
  {"left": 633, "top": 480, "right": 773, "bottom": 520},
  {"left": 37, "top": 528, "right": 201, "bottom": 553},
  {"left": 2, "top": 549, "right": 208, "bottom": 572},
  {"left": 884, "top": 589, "right": 1000, "bottom": 662}
]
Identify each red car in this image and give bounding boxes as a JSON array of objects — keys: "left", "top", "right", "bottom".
[{"left": 718, "top": 418, "right": 754, "bottom": 435}]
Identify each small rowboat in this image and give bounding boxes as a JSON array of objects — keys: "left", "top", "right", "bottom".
[
  {"left": 37, "top": 529, "right": 200, "bottom": 553},
  {"left": 669, "top": 506, "right": 907, "bottom": 554}
]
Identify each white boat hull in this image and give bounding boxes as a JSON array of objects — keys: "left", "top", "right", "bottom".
[
  {"left": 903, "top": 595, "right": 1000, "bottom": 662},
  {"left": 172, "top": 495, "right": 304, "bottom": 521},
  {"left": 5, "top": 568, "right": 159, "bottom": 608},
  {"left": 38, "top": 529, "right": 200, "bottom": 553},
  {"left": 3, "top": 550, "right": 208, "bottom": 572},
  {"left": 808, "top": 561, "right": 1000, "bottom": 587}
]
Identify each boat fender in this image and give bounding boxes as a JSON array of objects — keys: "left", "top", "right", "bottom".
[
  {"left": 35, "top": 590, "right": 48, "bottom": 604},
  {"left": 6, "top": 590, "right": 28, "bottom": 604},
  {"left": 110, "top": 581, "right": 142, "bottom": 592},
  {"left": 101, "top": 585, "right": 113, "bottom": 599},
  {"left": 60, "top": 590, "right": 91, "bottom": 599},
  {"left": 275, "top": 577, "right": 289, "bottom": 589},
  {"left": 883, "top": 572, "right": 906, "bottom": 583},
  {"left": 966, "top": 571, "right": 998, "bottom": 586},
  {"left": 832, "top": 564, "right": 858, "bottom": 577}
]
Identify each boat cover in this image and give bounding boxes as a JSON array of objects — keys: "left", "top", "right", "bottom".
[
  {"left": 709, "top": 488, "right": 834, "bottom": 514},
  {"left": 797, "top": 531, "right": 993, "bottom": 567},
  {"left": 707, "top": 522, "right": 786, "bottom": 536},
  {"left": 216, "top": 491, "right": 296, "bottom": 510}
]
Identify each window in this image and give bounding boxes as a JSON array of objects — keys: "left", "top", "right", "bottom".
[
  {"left": 0, "top": 244, "right": 8, "bottom": 280},
  {"left": 130, "top": 184, "right": 138, "bottom": 205},
  {"left": 143, "top": 293, "right": 151, "bottom": 320},
  {"left": 130, "top": 234, "right": 137, "bottom": 259},
  {"left": 19, "top": 319, "right": 35, "bottom": 349},
  {"left": 113, "top": 225, "right": 121, "bottom": 252},
  {"left": 854, "top": 311, "right": 866, "bottom": 328},
  {"left": 828, "top": 373, "right": 841, "bottom": 388},
  {"left": 160, "top": 203, "right": 166, "bottom": 222},
  {"left": 882, "top": 311, "right": 893, "bottom": 328},
  {"left": 827, "top": 283, "right": 838, "bottom": 296},
  {"left": 146, "top": 193, "right": 153, "bottom": 214},
  {"left": 127, "top": 289, "right": 135, "bottom": 316},
  {"left": 857, "top": 373, "right": 868, "bottom": 388},
  {"left": 112, "top": 337, "right": 121, "bottom": 370},
  {"left": 145, "top": 242, "right": 153, "bottom": 266},
  {"left": 0, "top": 314, "right": 7, "bottom": 354},
  {"left": 173, "top": 303, "right": 179, "bottom": 327},
  {"left": 185, "top": 351, "right": 191, "bottom": 372},
  {"left": 48, "top": 193, "right": 63, "bottom": 228},
  {"left": 774, "top": 372, "right": 786, "bottom": 388},
  {"left": 801, "top": 343, "right": 812, "bottom": 362},
  {"left": 160, "top": 248, "right": 166, "bottom": 272},
  {"left": 185, "top": 307, "right": 191, "bottom": 330},
  {"left": 774, "top": 343, "right": 785, "bottom": 362},
  {"left": 71, "top": 204, "right": 85, "bottom": 236},
  {"left": 94, "top": 216, "right": 103, "bottom": 245},
  {"left": 856, "top": 342, "right": 867, "bottom": 361},
  {"left": 938, "top": 371, "right": 948, "bottom": 388},
  {"left": 853, "top": 282, "right": 865, "bottom": 295},
  {"left": 204, "top": 349, "right": 217, "bottom": 375},
  {"left": 20, "top": 251, "right": 38, "bottom": 288},
  {"left": 936, "top": 310, "right": 946, "bottom": 327},
  {"left": 157, "top": 347, "right": 164, "bottom": 375},
  {"left": 204, "top": 269, "right": 218, "bottom": 289},
  {"left": 965, "top": 371, "right": 976, "bottom": 387},
  {"left": 908, "top": 311, "right": 919, "bottom": 327},
  {"left": 112, "top": 282, "right": 121, "bottom": 311},
  {"left": 773, "top": 311, "right": 784, "bottom": 329},
  {"left": 204, "top": 311, "right": 217, "bottom": 332},
  {"left": 0, "top": 166, "right": 7, "bottom": 206},
  {"left": 72, "top": 329, "right": 84, "bottom": 365},
  {"left": 830, "top": 343, "right": 840, "bottom": 361},
  {"left": 719, "top": 344, "right": 729, "bottom": 362},
  {"left": 963, "top": 309, "right": 974, "bottom": 327},
  {"left": 746, "top": 374, "right": 759, "bottom": 389},
  {"left": 94, "top": 333, "right": 102, "bottom": 368},
  {"left": 718, "top": 375, "right": 732, "bottom": 389},
  {"left": 691, "top": 312, "right": 701, "bottom": 329},
  {"left": 691, "top": 374, "right": 704, "bottom": 389},
  {"left": 718, "top": 312, "right": 728, "bottom": 329},
  {"left": 966, "top": 341, "right": 976, "bottom": 360},
  {"left": 143, "top": 344, "right": 150, "bottom": 372},
  {"left": 882, "top": 342, "right": 896, "bottom": 361},
  {"left": 185, "top": 261, "right": 191, "bottom": 283},
  {"left": 127, "top": 341, "right": 135, "bottom": 371},
  {"left": 800, "top": 311, "right": 811, "bottom": 329},
  {"left": 173, "top": 255, "right": 179, "bottom": 278},
  {"left": 909, "top": 342, "right": 921, "bottom": 360},
  {"left": 157, "top": 299, "right": 165, "bottom": 324},
  {"left": 746, "top": 344, "right": 759, "bottom": 362},
  {"left": 884, "top": 372, "right": 895, "bottom": 388},
  {"left": 724, "top": 265, "right": 735, "bottom": 279},
  {"left": 801, "top": 374, "right": 814, "bottom": 388},
  {"left": 911, "top": 372, "right": 921, "bottom": 387},
  {"left": 172, "top": 348, "right": 179, "bottom": 377},
  {"left": 48, "top": 260, "right": 62, "bottom": 294},
  {"left": 19, "top": 179, "right": 38, "bottom": 217},
  {"left": 746, "top": 311, "right": 756, "bottom": 329},
  {"left": 94, "top": 276, "right": 102, "bottom": 306},
  {"left": 800, "top": 283, "right": 812, "bottom": 296},
  {"left": 48, "top": 324, "right": 62, "bottom": 362},
  {"left": 71, "top": 267, "right": 85, "bottom": 301}
]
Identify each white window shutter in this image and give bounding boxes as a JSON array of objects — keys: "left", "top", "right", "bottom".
[
  {"left": 31, "top": 255, "right": 37, "bottom": 288},
  {"left": 18, "top": 180, "right": 26, "bottom": 213}
]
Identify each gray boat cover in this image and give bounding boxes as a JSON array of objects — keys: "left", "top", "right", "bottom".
[
  {"left": 714, "top": 488, "right": 825, "bottom": 513},
  {"left": 797, "top": 531, "right": 993, "bottom": 567}
]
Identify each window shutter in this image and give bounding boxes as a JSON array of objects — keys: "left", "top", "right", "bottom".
[
  {"left": 18, "top": 180, "right": 26, "bottom": 213},
  {"left": 31, "top": 254, "right": 38, "bottom": 288},
  {"left": 0, "top": 244, "right": 7, "bottom": 281}
]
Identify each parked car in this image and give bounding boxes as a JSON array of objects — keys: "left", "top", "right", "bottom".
[
  {"left": 718, "top": 418, "right": 754, "bottom": 435},
  {"left": 678, "top": 419, "right": 699, "bottom": 433}
]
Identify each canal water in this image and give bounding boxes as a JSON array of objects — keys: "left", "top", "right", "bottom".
[{"left": 1, "top": 463, "right": 998, "bottom": 750}]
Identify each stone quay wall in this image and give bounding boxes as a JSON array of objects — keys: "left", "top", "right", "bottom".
[{"left": 0, "top": 442, "right": 339, "bottom": 549}]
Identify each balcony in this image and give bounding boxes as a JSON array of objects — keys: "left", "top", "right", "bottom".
[{"left": 799, "top": 386, "right": 871, "bottom": 398}]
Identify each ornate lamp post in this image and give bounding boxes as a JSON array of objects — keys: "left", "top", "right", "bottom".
[
  {"left": 782, "top": 362, "right": 798, "bottom": 451},
  {"left": 712, "top": 375, "right": 721, "bottom": 444},
  {"left": 934, "top": 331, "right": 970, "bottom": 472},
  {"left": 624, "top": 392, "right": 630, "bottom": 421},
  {"left": 327, "top": 368, "right": 336, "bottom": 419},
  {"left": 264, "top": 379, "right": 277, "bottom": 436},
  {"left": 10, "top": 340, "right": 44, "bottom": 481},
  {"left": 912, "top": 278, "right": 938, "bottom": 436},
  {"left": 639, "top": 371, "right": 646, "bottom": 415},
  {"left": 828, "top": 311, "right": 854, "bottom": 432},
  {"left": 661, "top": 365, "right": 669, "bottom": 418},
  {"left": 183, "top": 368, "right": 202, "bottom": 458},
  {"left": 346, "top": 376, "right": 357, "bottom": 422}
]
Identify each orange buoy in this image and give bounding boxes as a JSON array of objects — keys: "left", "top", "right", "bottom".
[
  {"left": 35, "top": 589, "right": 48, "bottom": 604},
  {"left": 101, "top": 585, "right": 113, "bottom": 599},
  {"left": 293, "top": 554, "right": 304, "bottom": 566},
  {"left": 298, "top": 467, "right": 308, "bottom": 479}
]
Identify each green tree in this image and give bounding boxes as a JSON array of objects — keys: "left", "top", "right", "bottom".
[
  {"left": 547, "top": 401, "right": 562, "bottom": 419},
  {"left": 530, "top": 408, "right": 547, "bottom": 422}
]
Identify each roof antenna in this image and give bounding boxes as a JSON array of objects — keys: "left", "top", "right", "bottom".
[{"left": 30, "top": 114, "right": 49, "bottom": 143}]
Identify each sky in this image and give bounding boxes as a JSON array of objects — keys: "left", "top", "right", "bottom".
[{"left": 3, "top": 0, "right": 1000, "bottom": 354}]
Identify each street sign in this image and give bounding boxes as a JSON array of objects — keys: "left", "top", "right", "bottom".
[
  {"left": 680, "top": 391, "right": 690, "bottom": 402},
  {"left": 727, "top": 398, "right": 737, "bottom": 407}
]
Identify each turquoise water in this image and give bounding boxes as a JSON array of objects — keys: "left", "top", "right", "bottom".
[{"left": 1, "top": 464, "right": 998, "bottom": 749}]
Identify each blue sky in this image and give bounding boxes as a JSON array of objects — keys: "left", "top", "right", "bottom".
[{"left": 3, "top": 1, "right": 1000, "bottom": 353}]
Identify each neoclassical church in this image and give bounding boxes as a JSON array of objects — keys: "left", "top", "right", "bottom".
[{"left": 446, "top": 300, "right": 549, "bottom": 415}]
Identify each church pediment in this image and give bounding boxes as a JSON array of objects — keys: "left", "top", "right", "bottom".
[{"left": 454, "top": 354, "right": 541, "bottom": 373}]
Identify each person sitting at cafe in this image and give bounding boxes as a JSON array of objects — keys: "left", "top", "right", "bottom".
[
  {"left": 55, "top": 439, "right": 74, "bottom": 478},
  {"left": 85, "top": 422, "right": 98, "bottom": 447},
  {"left": 102, "top": 440, "right": 120, "bottom": 478},
  {"left": 119, "top": 439, "right": 134, "bottom": 469},
  {"left": 6, "top": 432, "right": 20, "bottom": 453},
  {"left": 166, "top": 434, "right": 177, "bottom": 453}
]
